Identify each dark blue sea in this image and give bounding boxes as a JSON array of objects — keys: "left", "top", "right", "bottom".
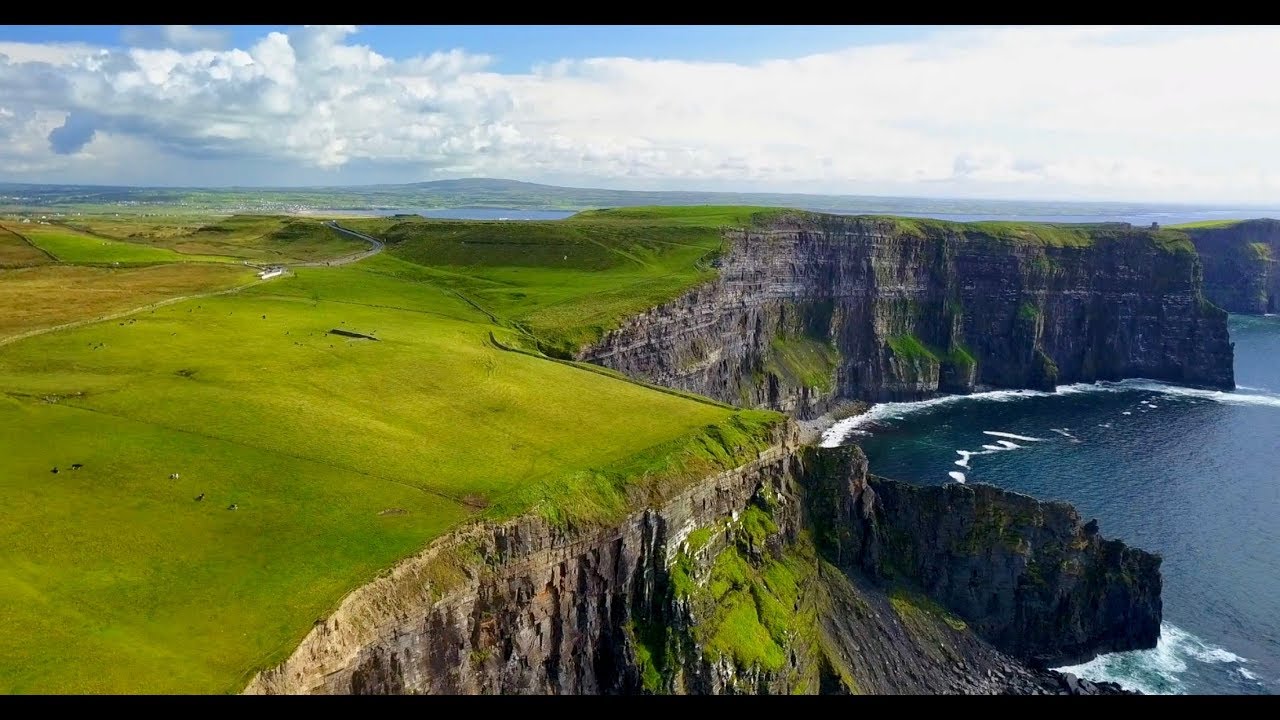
[{"left": 823, "top": 314, "right": 1280, "bottom": 695}]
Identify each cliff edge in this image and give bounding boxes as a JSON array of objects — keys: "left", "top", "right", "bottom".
[
  {"left": 246, "top": 435, "right": 1150, "bottom": 695},
  {"left": 582, "top": 215, "right": 1235, "bottom": 417},
  {"left": 1185, "top": 219, "right": 1279, "bottom": 314}
]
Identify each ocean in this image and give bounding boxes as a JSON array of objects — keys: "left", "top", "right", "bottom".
[{"left": 821, "top": 314, "right": 1280, "bottom": 695}]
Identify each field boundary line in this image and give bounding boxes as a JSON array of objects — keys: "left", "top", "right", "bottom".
[
  {"left": 0, "top": 273, "right": 274, "bottom": 349},
  {"left": 486, "top": 331, "right": 735, "bottom": 411},
  {"left": 0, "top": 223, "right": 59, "bottom": 262},
  {"left": 0, "top": 222, "right": 387, "bottom": 350}
]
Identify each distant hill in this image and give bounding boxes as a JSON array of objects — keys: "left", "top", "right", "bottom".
[{"left": 2, "top": 177, "right": 1277, "bottom": 224}]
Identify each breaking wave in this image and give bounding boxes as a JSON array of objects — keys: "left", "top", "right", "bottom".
[
  {"left": 820, "top": 379, "right": 1280, "bottom": 448},
  {"left": 983, "top": 430, "right": 1045, "bottom": 442},
  {"left": 1055, "top": 624, "right": 1263, "bottom": 695}
]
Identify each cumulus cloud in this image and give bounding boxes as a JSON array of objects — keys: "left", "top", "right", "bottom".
[{"left": 1, "top": 25, "right": 1279, "bottom": 202}]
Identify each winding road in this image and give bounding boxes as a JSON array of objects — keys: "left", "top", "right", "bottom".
[
  {"left": 308, "top": 221, "right": 385, "bottom": 266},
  {"left": 0, "top": 221, "right": 385, "bottom": 349}
]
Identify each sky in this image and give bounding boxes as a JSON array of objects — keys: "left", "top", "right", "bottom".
[{"left": 0, "top": 24, "right": 1277, "bottom": 204}]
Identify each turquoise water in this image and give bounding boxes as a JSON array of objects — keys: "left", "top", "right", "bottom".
[{"left": 823, "top": 315, "right": 1280, "bottom": 695}]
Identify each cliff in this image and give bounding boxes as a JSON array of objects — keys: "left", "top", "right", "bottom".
[
  {"left": 581, "top": 215, "right": 1235, "bottom": 417},
  {"left": 1185, "top": 219, "right": 1279, "bottom": 314},
  {"left": 245, "top": 434, "right": 1148, "bottom": 695},
  {"left": 801, "top": 445, "right": 1161, "bottom": 667}
]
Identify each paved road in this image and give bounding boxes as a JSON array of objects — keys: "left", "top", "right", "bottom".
[
  {"left": 0, "top": 221, "right": 386, "bottom": 348},
  {"left": 301, "top": 221, "right": 384, "bottom": 267}
]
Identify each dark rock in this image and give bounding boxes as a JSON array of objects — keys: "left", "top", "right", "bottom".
[
  {"left": 800, "top": 444, "right": 1162, "bottom": 667},
  {"left": 1185, "top": 219, "right": 1279, "bottom": 314},
  {"left": 245, "top": 429, "right": 1154, "bottom": 696},
  {"left": 582, "top": 215, "right": 1235, "bottom": 418}
]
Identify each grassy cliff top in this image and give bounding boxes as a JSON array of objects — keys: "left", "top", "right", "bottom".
[
  {"left": 830, "top": 214, "right": 1197, "bottom": 253},
  {"left": 340, "top": 206, "right": 793, "bottom": 357},
  {"left": 341, "top": 206, "right": 1203, "bottom": 358}
]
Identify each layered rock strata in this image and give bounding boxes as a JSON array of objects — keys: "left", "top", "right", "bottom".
[{"left": 582, "top": 216, "right": 1235, "bottom": 417}]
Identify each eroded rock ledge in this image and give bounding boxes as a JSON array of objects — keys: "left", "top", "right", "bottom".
[{"left": 245, "top": 432, "right": 1149, "bottom": 695}]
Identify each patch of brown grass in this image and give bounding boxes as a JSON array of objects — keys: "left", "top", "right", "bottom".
[
  {"left": 0, "top": 263, "right": 254, "bottom": 339},
  {"left": 0, "top": 225, "right": 53, "bottom": 268}
]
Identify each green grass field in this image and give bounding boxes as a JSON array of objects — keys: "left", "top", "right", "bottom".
[
  {"left": 12, "top": 215, "right": 367, "bottom": 266},
  {"left": 1169, "top": 218, "right": 1247, "bottom": 229},
  {"left": 70, "top": 215, "right": 369, "bottom": 263},
  {"left": 0, "top": 212, "right": 782, "bottom": 692},
  {"left": 16, "top": 224, "right": 232, "bottom": 265},
  {"left": 344, "top": 206, "right": 787, "bottom": 356}
]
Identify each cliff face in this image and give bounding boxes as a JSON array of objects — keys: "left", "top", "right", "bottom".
[
  {"left": 581, "top": 216, "right": 1235, "bottom": 417},
  {"left": 1186, "top": 219, "right": 1279, "bottom": 314},
  {"left": 802, "top": 445, "right": 1161, "bottom": 667},
  {"left": 246, "top": 435, "right": 1151, "bottom": 695}
]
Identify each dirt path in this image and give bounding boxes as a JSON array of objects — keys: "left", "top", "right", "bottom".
[{"left": 0, "top": 222, "right": 385, "bottom": 349}]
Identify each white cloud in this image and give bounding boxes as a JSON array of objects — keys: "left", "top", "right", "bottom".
[{"left": 1, "top": 25, "right": 1279, "bottom": 203}]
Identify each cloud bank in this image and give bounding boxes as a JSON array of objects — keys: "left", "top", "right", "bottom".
[{"left": 0, "top": 25, "right": 1277, "bottom": 203}]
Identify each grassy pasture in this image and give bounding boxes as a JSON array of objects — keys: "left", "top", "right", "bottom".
[
  {"left": 70, "top": 215, "right": 368, "bottom": 263},
  {"left": 0, "top": 264, "right": 256, "bottom": 341},
  {"left": 16, "top": 224, "right": 231, "bottom": 265},
  {"left": 0, "top": 225, "right": 53, "bottom": 267},
  {"left": 345, "top": 206, "right": 787, "bottom": 356},
  {"left": 0, "top": 247, "right": 776, "bottom": 692}
]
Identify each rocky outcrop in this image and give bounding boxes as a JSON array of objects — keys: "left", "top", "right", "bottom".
[
  {"left": 245, "top": 431, "right": 1149, "bottom": 695},
  {"left": 1186, "top": 219, "right": 1279, "bottom": 314},
  {"left": 581, "top": 215, "right": 1235, "bottom": 417},
  {"left": 801, "top": 444, "right": 1161, "bottom": 667}
]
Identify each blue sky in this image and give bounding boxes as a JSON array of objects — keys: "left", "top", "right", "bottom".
[
  {"left": 0, "top": 25, "right": 953, "bottom": 72},
  {"left": 0, "top": 25, "right": 1277, "bottom": 203}
]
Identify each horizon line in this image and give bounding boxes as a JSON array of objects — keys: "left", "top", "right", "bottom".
[{"left": 2, "top": 176, "right": 1278, "bottom": 211}]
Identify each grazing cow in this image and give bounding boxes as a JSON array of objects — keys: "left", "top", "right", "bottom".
[
  {"left": 50, "top": 466, "right": 58, "bottom": 474},
  {"left": 227, "top": 503, "right": 238, "bottom": 511},
  {"left": 195, "top": 493, "right": 205, "bottom": 502},
  {"left": 70, "top": 463, "right": 83, "bottom": 470},
  {"left": 169, "top": 473, "right": 180, "bottom": 480}
]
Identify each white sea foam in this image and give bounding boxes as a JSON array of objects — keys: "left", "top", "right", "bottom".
[
  {"left": 947, "top": 471, "right": 966, "bottom": 483},
  {"left": 1050, "top": 428, "right": 1074, "bottom": 437},
  {"left": 818, "top": 387, "right": 1057, "bottom": 447},
  {"left": 996, "top": 440, "right": 1021, "bottom": 449},
  {"left": 981, "top": 444, "right": 1005, "bottom": 451},
  {"left": 955, "top": 451, "right": 972, "bottom": 468},
  {"left": 819, "top": 378, "right": 1280, "bottom": 448},
  {"left": 1239, "top": 667, "right": 1260, "bottom": 681},
  {"left": 983, "top": 430, "right": 1046, "bottom": 442},
  {"left": 1054, "top": 623, "right": 1257, "bottom": 695}
]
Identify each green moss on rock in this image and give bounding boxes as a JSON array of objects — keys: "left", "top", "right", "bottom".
[
  {"left": 765, "top": 333, "right": 839, "bottom": 393},
  {"left": 886, "top": 334, "right": 938, "bottom": 363}
]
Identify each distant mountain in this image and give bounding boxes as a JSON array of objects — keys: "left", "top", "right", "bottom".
[{"left": 2, "top": 177, "right": 1277, "bottom": 224}]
